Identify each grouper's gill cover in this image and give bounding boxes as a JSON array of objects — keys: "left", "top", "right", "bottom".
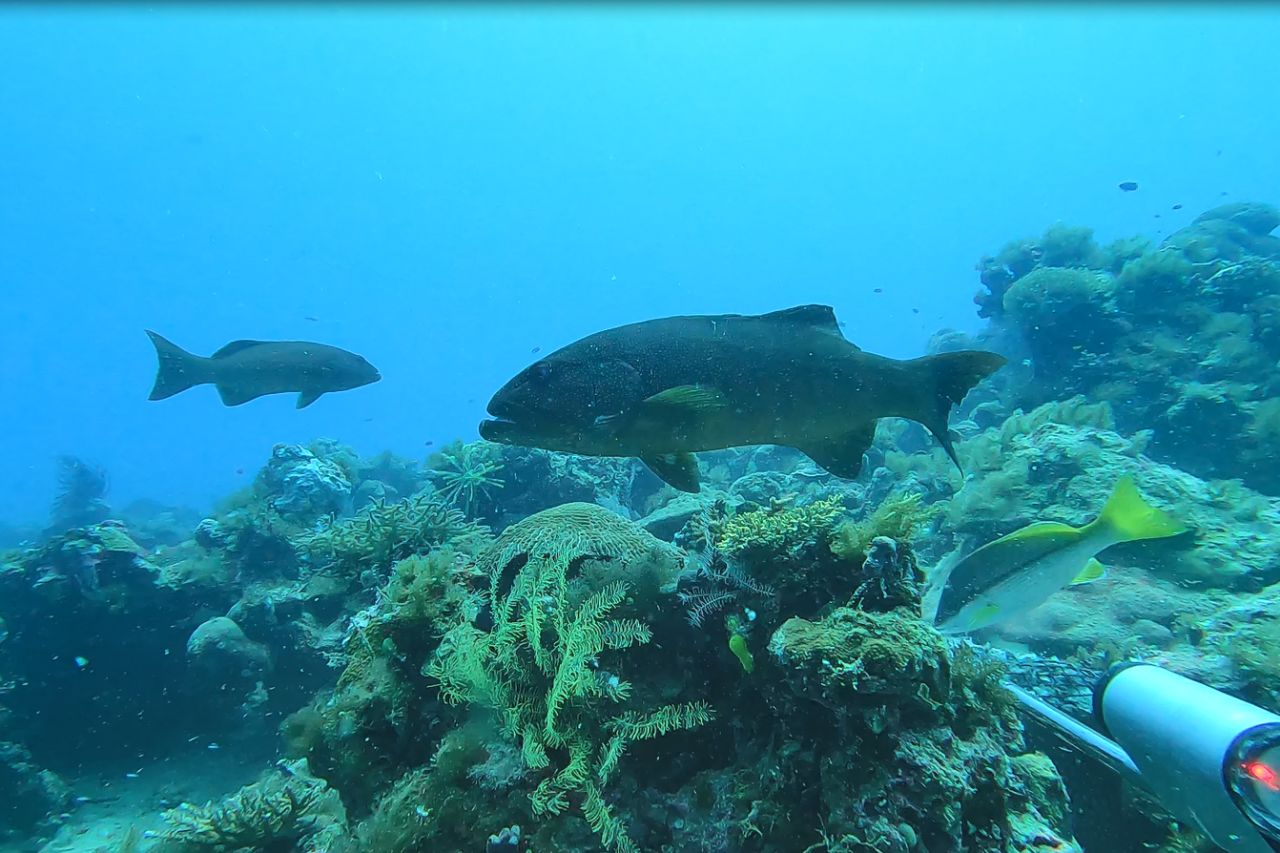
[{"left": 478, "top": 304, "right": 1007, "bottom": 492}]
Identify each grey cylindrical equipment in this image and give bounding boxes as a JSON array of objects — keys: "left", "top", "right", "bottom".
[{"left": 1096, "top": 662, "right": 1280, "bottom": 852}]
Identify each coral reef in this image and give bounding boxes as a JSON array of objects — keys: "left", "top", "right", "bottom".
[
  {"left": 981, "top": 202, "right": 1280, "bottom": 494},
  {"left": 259, "top": 443, "right": 354, "bottom": 524},
  {"left": 18, "top": 202, "right": 1280, "bottom": 851},
  {"left": 934, "top": 398, "right": 1280, "bottom": 591},
  {"left": 298, "top": 491, "right": 490, "bottom": 586},
  {"left": 0, "top": 739, "right": 71, "bottom": 841},
  {"left": 279, "top": 502, "right": 1076, "bottom": 852},
  {"left": 760, "top": 607, "right": 1077, "bottom": 852}
]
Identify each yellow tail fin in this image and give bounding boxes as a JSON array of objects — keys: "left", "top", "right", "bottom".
[{"left": 1093, "top": 476, "right": 1187, "bottom": 543}]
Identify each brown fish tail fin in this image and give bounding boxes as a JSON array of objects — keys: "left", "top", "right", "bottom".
[
  {"left": 146, "top": 331, "right": 209, "bottom": 400},
  {"left": 910, "top": 350, "right": 1007, "bottom": 470}
]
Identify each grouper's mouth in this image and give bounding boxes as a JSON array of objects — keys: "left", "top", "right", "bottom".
[
  {"left": 478, "top": 415, "right": 519, "bottom": 443},
  {"left": 479, "top": 397, "right": 531, "bottom": 444}
]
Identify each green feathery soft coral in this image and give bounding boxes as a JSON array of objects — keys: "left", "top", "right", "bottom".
[
  {"left": 831, "top": 491, "right": 935, "bottom": 561},
  {"left": 425, "top": 503, "right": 709, "bottom": 853}
]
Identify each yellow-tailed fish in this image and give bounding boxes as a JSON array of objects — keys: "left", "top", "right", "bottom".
[{"left": 932, "top": 476, "right": 1186, "bottom": 633}]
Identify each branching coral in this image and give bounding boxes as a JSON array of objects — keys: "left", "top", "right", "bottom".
[
  {"left": 715, "top": 496, "right": 844, "bottom": 560},
  {"left": 831, "top": 492, "right": 935, "bottom": 562},
  {"left": 299, "top": 491, "right": 490, "bottom": 582}
]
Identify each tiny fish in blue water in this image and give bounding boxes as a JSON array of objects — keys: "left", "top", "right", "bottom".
[
  {"left": 531, "top": 346, "right": 541, "bottom": 354},
  {"left": 1118, "top": 181, "right": 1139, "bottom": 192}
]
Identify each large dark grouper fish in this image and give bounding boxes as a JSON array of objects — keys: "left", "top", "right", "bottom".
[
  {"left": 479, "top": 305, "right": 1006, "bottom": 492},
  {"left": 145, "top": 331, "right": 380, "bottom": 409}
]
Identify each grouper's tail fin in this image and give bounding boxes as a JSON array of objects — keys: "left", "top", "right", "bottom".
[
  {"left": 146, "top": 330, "right": 209, "bottom": 400},
  {"left": 910, "top": 350, "right": 1007, "bottom": 470},
  {"left": 1090, "top": 475, "right": 1188, "bottom": 544}
]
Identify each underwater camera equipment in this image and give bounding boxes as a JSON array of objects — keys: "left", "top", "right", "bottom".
[{"left": 1007, "top": 662, "right": 1280, "bottom": 852}]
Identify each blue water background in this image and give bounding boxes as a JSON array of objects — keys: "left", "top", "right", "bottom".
[{"left": 1, "top": 5, "right": 1277, "bottom": 524}]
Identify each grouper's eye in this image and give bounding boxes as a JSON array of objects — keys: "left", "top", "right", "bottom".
[{"left": 532, "top": 362, "right": 551, "bottom": 382}]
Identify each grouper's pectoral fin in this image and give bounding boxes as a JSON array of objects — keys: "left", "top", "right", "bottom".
[
  {"left": 641, "top": 452, "right": 701, "bottom": 493},
  {"left": 296, "top": 389, "right": 325, "bottom": 409},
  {"left": 634, "top": 385, "right": 729, "bottom": 432},
  {"left": 800, "top": 421, "right": 877, "bottom": 480},
  {"left": 216, "top": 384, "right": 268, "bottom": 407}
]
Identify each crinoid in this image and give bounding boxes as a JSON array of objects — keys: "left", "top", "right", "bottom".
[
  {"left": 429, "top": 441, "right": 505, "bottom": 515},
  {"left": 677, "top": 547, "right": 777, "bottom": 628}
]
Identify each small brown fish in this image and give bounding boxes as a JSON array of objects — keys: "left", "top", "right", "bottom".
[{"left": 145, "top": 331, "right": 380, "bottom": 408}]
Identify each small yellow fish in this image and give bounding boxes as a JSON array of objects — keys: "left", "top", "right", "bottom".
[{"left": 933, "top": 476, "right": 1186, "bottom": 633}]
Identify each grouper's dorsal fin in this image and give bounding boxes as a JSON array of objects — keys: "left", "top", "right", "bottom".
[
  {"left": 212, "top": 340, "right": 270, "bottom": 359},
  {"left": 758, "top": 304, "right": 851, "bottom": 342}
]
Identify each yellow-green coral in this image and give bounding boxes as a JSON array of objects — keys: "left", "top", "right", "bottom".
[
  {"left": 717, "top": 496, "right": 844, "bottom": 558},
  {"left": 769, "top": 607, "right": 950, "bottom": 706},
  {"left": 831, "top": 492, "right": 935, "bottom": 561}
]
